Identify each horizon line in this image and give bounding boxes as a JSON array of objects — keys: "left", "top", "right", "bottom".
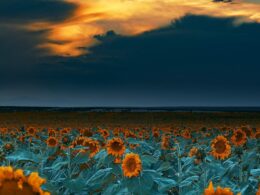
[{"left": 1, "top": 106, "right": 260, "bottom": 108}]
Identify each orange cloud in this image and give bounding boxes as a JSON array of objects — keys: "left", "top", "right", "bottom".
[{"left": 27, "top": 0, "right": 260, "bottom": 57}]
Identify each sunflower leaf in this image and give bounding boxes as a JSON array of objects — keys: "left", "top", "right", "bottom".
[
  {"left": 154, "top": 177, "right": 177, "bottom": 192},
  {"left": 250, "top": 169, "right": 260, "bottom": 177},
  {"left": 179, "top": 176, "right": 199, "bottom": 187}
]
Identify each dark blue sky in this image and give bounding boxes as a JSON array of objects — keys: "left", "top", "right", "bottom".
[{"left": 0, "top": 0, "right": 260, "bottom": 106}]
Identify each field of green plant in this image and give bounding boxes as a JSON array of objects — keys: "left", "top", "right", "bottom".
[{"left": 0, "top": 123, "right": 259, "bottom": 195}]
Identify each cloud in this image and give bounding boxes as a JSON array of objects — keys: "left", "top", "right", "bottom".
[
  {"left": 0, "top": 0, "right": 76, "bottom": 67},
  {"left": 2, "top": 0, "right": 260, "bottom": 57},
  {"left": 83, "top": 15, "right": 260, "bottom": 90},
  {"left": 2, "top": 15, "right": 259, "bottom": 106},
  {"left": 24, "top": 0, "right": 260, "bottom": 56},
  {"left": 1, "top": 0, "right": 260, "bottom": 106},
  {"left": 0, "top": 0, "right": 76, "bottom": 23},
  {"left": 0, "top": 25, "right": 45, "bottom": 73}
]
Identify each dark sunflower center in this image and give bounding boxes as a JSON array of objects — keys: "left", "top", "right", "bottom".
[
  {"left": 235, "top": 132, "right": 243, "bottom": 141},
  {"left": 29, "top": 129, "right": 35, "bottom": 134},
  {"left": 77, "top": 139, "right": 84, "bottom": 145},
  {"left": 215, "top": 140, "right": 226, "bottom": 153},
  {"left": 126, "top": 158, "right": 137, "bottom": 172},
  {"left": 49, "top": 138, "right": 57, "bottom": 145},
  {"left": 0, "top": 181, "right": 37, "bottom": 195},
  {"left": 111, "top": 141, "right": 122, "bottom": 151}
]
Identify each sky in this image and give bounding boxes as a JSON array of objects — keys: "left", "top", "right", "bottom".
[{"left": 0, "top": 0, "right": 260, "bottom": 107}]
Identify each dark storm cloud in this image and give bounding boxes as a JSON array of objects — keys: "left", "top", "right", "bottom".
[
  {"left": 0, "top": 25, "right": 44, "bottom": 67},
  {"left": 0, "top": 0, "right": 76, "bottom": 23},
  {"left": 0, "top": 25, "right": 48, "bottom": 86},
  {"left": 0, "top": 0, "right": 76, "bottom": 82},
  {"left": 55, "top": 15, "right": 260, "bottom": 91},
  {"left": 1, "top": 15, "right": 260, "bottom": 106}
]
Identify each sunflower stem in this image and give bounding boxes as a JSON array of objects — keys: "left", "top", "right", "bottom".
[
  {"left": 68, "top": 147, "right": 72, "bottom": 178},
  {"left": 239, "top": 158, "right": 243, "bottom": 184},
  {"left": 176, "top": 143, "right": 182, "bottom": 195},
  {"left": 203, "top": 159, "right": 208, "bottom": 190}
]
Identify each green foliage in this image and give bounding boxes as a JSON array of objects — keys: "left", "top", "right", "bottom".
[{"left": 0, "top": 126, "right": 259, "bottom": 195}]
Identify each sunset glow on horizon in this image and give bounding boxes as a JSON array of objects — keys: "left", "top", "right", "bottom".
[{"left": 25, "top": 0, "right": 260, "bottom": 57}]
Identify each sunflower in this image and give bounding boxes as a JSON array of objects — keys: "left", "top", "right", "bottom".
[
  {"left": 129, "top": 143, "right": 139, "bottom": 150},
  {"left": 144, "top": 132, "right": 150, "bottom": 140},
  {"left": 60, "top": 135, "right": 71, "bottom": 149},
  {"left": 189, "top": 147, "right": 198, "bottom": 157},
  {"left": 60, "top": 128, "right": 70, "bottom": 136},
  {"left": 256, "top": 185, "right": 260, "bottom": 195},
  {"left": 0, "top": 166, "right": 50, "bottom": 195},
  {"left": 241, "top": 126, "right": 254, "bottom": 138},
  {"left": 99, "top": 129, "right": 110, "bottom": 139},
  {"left": 122, "top": 153, "right": 142, "bottom": 178},
  {"left": 124, "top": 130, "right": 136, "bottom": 139},
  {"left": 161, "top": 135, "right": 170, "bottom": 150},
  {"left": 152, "top": 130, "right": 160, "bottom": 138},
  {"left": 211, "top": 135, "right": 231, "bottom": 160},
  {"left": 107, "top": 138, "right": 126, "bottom": 157},
  {"left": 3, "top": 143, "right": 15, "bottom": 154},
  {"left": 18, "top": 136, "right": 25, "bottom": 143},
  {"left": 138, "top": 131, "right": 144, "bottom": 139},
  {"left": 189, "top": 147, "right": 205, "bottom": 164},
  {"left": 72, "top": 136, "right": 86, "bottom": 147},
  {"left": 113, "top": 128, "right": 120, "bottom": 137},
  {"left": 80, "top": 128, "right": 93, "bottom": 137},
  {"left": 48, "top": 128, "right": 56, "bottom": 137},
  {"left": 181, "top": 129, "right": 191, "bottom": 139},
  {"left": 9, "top": 130, "right": 17, "bottom": 138},
  {"left": 231, "top": 129, "right": 247, "bottom": 146},
  {"left": 173, "top": 129, "right": 180, "bottom": 136},
  {"left": 204, "top": 181, "right": 240, "bottom": 195},
  {"left": 46, "top": 136, "right": 59, "bottom": 147},
  {"left": 83, "top": 138, "right": 100, "bottom": 158},
  {"left": 27, "top": 127, "right": 37, "bottom": 137},
  {"left": 0, "top": 128, "right": 8, "bottom": 135},
  {"left": 254, "top": 131, "right": 260, "bottom": 139},
  {"left": 113, "top": 156, "right": 122, "bottom": 164}
]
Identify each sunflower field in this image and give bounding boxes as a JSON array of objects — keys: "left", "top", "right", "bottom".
[{"left": 0, "top": 125, "right": 259, "bottom": 195}]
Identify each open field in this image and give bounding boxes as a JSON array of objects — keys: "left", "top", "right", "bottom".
[
  {"left": 0, "top": 111, "right": 260, "bottom": 129},
  {"left": 0, "top": 110, "right": 259, "bottom": 194}
]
